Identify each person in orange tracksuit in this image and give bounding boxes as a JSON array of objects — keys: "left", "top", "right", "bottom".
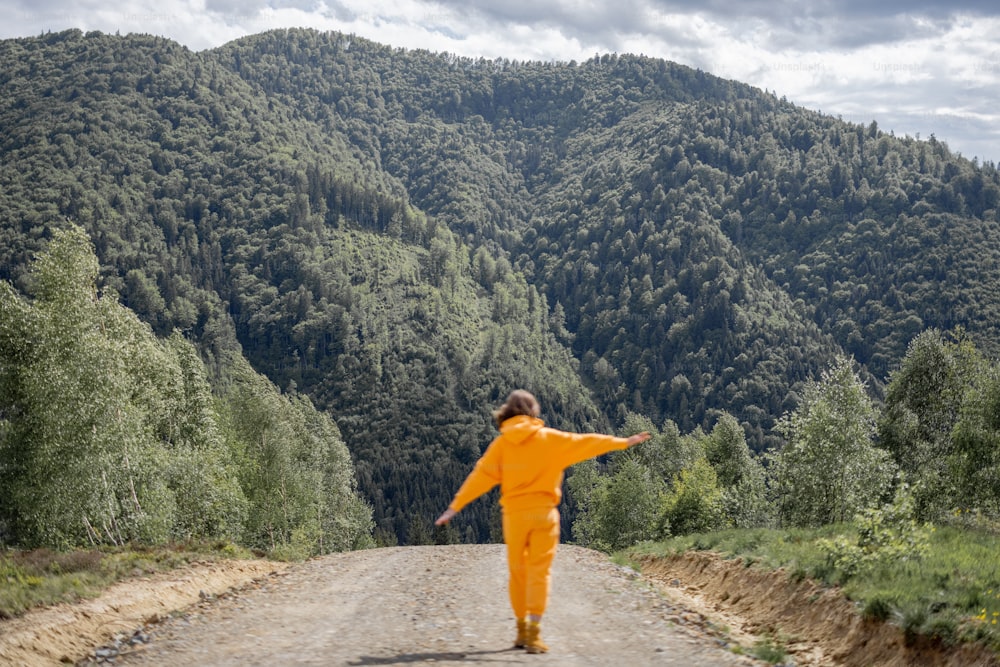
[{"left": 435, "top": 389, "right": 650, "bottom": 654}]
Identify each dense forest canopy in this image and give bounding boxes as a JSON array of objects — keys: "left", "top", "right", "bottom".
[
  {"left": 2, "top": 27, "right": 999, "bottom": 543},
  {"left": 0, "top": 225, "right": 373, "bottom": 553}
]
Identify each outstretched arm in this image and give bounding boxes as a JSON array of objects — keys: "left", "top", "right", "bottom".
[
  {"left": 434, "top": 439, "right": 502, "bottom": 525},
  {"left": 559, "top": 430, "right": 652, "bottom": 468}
]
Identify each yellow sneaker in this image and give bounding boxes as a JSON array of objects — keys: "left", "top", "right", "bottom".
[
  {"left": 524, "top": 621, "right": 549, "bottom": 654},
  {"left": 514, "top": 618, "right": 528, "bottom": 648}
]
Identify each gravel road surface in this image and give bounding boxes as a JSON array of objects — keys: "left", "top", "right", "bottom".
[{"left": 109, "top": 544, "right": 761, "bottom": 666}]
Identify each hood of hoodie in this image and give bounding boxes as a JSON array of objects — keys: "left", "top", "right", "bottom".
[{"left": 499, "top": 415, "right": 544, "bottom": 445}]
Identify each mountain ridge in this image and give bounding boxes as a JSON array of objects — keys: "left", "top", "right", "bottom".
[{"left": 3, "top": 27, "right": 999, "bottom": 541}]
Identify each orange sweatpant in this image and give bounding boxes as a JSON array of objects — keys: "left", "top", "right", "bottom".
[{"left": 502, "top": 507, "right": 560, "bottom": 618}]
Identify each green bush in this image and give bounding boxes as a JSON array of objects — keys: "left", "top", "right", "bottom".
[
  {"left": 660, "top": 457, "right": 725, "bottom": 536},
  {"left": 750, "top": 635, "right": 788, "bottom": 664},
  {"left": 817, "top": 482, "right": 931, "bottom": 579},
  {"left": 862, "top": 595, "right": 894, "bottom": 622}
]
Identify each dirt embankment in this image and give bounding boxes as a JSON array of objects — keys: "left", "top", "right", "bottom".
[
  {"left": 0, "top": 559, "right": 288, "bottom": 667},
  {"left": 638, "top": 551, "right": 1000, "bottom": 667}
]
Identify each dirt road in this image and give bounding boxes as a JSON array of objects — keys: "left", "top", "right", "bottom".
[{"left": 108, "top": 545, "right": 762, "bottom": 666}]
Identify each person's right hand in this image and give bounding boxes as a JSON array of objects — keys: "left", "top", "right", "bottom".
[
  {"left": 435, "top": 508, "right": 457, "bottom": 526},
  {"left": 626, "top": 432, "right": 651, "bottom": 447}
]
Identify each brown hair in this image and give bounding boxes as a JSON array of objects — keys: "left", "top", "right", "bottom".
[{"left": 493, "top": 389, "right": 540, "bottom": 427}]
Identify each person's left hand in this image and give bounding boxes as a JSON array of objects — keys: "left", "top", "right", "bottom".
[
  {"left": 435, "top": 508, "right": 457, "bottom": 526},
  {"left": 626, "top": 431, "right": 652, "bottom": 447}
]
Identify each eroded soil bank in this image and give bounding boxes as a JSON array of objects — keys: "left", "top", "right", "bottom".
[
  {"left": 638, "top": 551, "right": 1000, "bottom": 667},
  {"left": 0, "top": 559, "right": 287, "bottom": 667}
]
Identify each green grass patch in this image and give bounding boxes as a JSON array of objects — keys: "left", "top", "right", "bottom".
[
  {"left": 0, "top": 540, "right": 254, "bottom": 620},
  {"left": 610, "top": 552, "right": 642, "bottom": 572},
  {"left": 626, "top": 524, "right": 1000, "bottom": 653},
  {"left": 750, "top": 633, "right": 789, "bottom": 664}
]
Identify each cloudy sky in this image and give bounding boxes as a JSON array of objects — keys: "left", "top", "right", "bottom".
[{"left": 4, "top": 0, "right": 1000, "bottom": 163}]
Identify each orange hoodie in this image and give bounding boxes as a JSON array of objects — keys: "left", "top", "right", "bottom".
[{"left": 448, "top": 415, "right": 631, "bottom": 513}]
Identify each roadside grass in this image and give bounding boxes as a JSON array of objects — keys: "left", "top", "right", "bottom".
[
  {"left": 610, "top": 552, "right": 642, "bottom": 572},
  {"left": 627, "top": 523, "right": 1000, "bottom": 653},
  {"left": 748, "top": 633, "right": 789, "bottom": 664},
  {"left": 0, "top": 540, "right": 253, "bottom": 620}
]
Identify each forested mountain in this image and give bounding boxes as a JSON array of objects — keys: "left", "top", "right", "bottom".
[{"left": 2, "top": 28, "right": 999, "bottom": 543}]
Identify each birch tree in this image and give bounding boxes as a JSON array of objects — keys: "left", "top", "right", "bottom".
[
  {"left": 770, "top": 356, "right": 895, "bottom": 527},
  {"left": 0, "top": 225, "right": 169, "bottom": 546}
]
